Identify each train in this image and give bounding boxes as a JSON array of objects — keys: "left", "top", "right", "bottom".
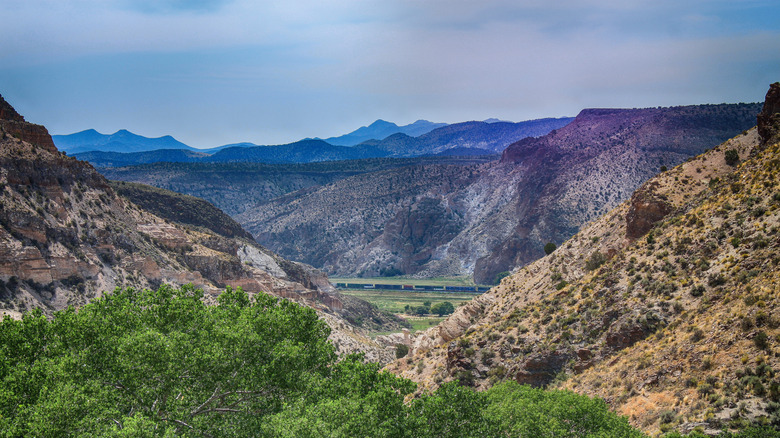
[{"left": 333, "top": 282, "right": 491, "bottom": 293}]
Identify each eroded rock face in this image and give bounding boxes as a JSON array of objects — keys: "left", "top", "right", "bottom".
[
  {"left": 0, "top": 94, "right": 57, "bottom": 154},
  {"left": 512, "top": 350, "right": 571, "bottom": 387},
  {"left": 757, "top": 82, "right": 780, "bottom": 145},
  {"left": 625, "top": 181, "right": 672, "bottom": 240}
]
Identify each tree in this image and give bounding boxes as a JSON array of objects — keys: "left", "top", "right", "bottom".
[
  {"left": 544, "top": 242, "right": 557, "bottom": 255},
  {"left": 430, "top": 301, "right": 455, "bottom": 316},
  {"left": 493, "top": 271, "right": 511, "bottom": 285},
  {"left": 0, "top": 285, "right": 648, "bottom": 437},
  {"left": 395, "top": 343, "right": 409, "bottom": 359},
  {"left": 0, "top": 284, "right": 336, "bottom": 437},
  {"left": 725, "top": 148, "right": 740, "bottom": 166}
]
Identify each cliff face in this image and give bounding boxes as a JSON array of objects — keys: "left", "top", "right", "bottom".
[
  {"left": 757, "top": 82, "right": 780, "bottom": 145},
  {"left": 0, "top": 94, "right": 57, "bottom": 153},
  {"left": 240, "top": 102, "right": 761, "bottom": 284},
  {"left": 0, "top": 96, "right": 403, "bottom": 363},
  {"left": 385, "top": 85, "right": 780, "bottom": 435}
]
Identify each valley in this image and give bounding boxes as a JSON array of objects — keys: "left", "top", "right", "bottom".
[
  {"left": 386, "top": 83, "right": 780, "bottom": 435},
  {"left": 1, "top": 85, "right": 778, "bottom": 436}
]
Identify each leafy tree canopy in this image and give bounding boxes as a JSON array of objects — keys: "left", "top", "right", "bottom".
[
  {"left": 1, "top": 284, "right": 649, "bottom": 437},
  {"left": 430, "top": 301, "right": 455, "bottom": 316}
]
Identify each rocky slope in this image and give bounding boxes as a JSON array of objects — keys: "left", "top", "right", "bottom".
[
  {"left": 0, "top": 94, "right": 403, "bottom": 363},
  {"left": 240, "top": 103, "right": 760, "bottom": 284},
  {"left": 99, "top": 156, "right": 496, "bottom": 216},
  {"left": 385, "top": 84, "right": 780, "bottom": 435}
]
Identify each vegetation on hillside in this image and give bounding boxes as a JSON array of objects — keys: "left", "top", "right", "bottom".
[
  {"left": 0, "top": 284, "right": 646, "bottom": 437},
  {"left": 388, "top": 91, "right": 780, "bottom": 435},
  {"left": 109, "top": 180, "right": 253, "bottom": 239}
]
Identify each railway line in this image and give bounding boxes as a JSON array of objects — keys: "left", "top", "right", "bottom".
[{"left": 332, "top": 282, "right": 491, "bottom": 293}]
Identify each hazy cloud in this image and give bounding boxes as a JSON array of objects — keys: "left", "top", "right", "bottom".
[{"left": 0, "top": 0, "right": 778, "bottom": 147}]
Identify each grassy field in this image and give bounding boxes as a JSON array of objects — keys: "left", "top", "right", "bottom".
[
  {"left": 340, "top": 288, "right": 478, "bottom": 335},
  {"left": 340, "top": 289, "right": 476, "bottom": 314}
]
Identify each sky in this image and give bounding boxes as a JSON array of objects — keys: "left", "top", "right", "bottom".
[{"left": 1, "top": 0, "right": 779, "bottom": 149}]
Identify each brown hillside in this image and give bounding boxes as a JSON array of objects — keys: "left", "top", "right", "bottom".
[
  {"left": 0, "top": 96, "right": 403, "bottom": 363},
  {"left": 386, "top": 84, "right": 780, "bottom": 435},
  {"left": 240, "top": 103, "right": 760, "bottom": 284}
]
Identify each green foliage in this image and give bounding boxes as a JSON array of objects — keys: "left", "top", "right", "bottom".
[
  {"left": 493, "top": 271, "right": 511, "bottom": 285},
  {"left": 585, "top": 251, "right": 607, "bottom": 271},
  {"left": 0, "top": 284, "right": 335, "bottom": 437},
  {"left": 395, "top": 343, "right": 409, "bottom": 359},
  {"left": 379, "top": 266, "right": 403, "bottom": 277},
  {"left": 544, "top": 242, "right": 557, "bottom": 255},
  {"left": 725, "top": 149, "right": 740, "bottom": 166},
  {"left": 0, "top": 285, "right": 648, "bottom": 437},
  {"left": 430, "top": 301, "right": 455, "bottom": 316}
]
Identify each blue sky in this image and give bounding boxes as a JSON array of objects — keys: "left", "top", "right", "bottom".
[{"left": 1, "top": 0, "right": 779, "bottom": 148}]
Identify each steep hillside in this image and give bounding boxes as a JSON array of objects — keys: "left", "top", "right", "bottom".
[
  {"left": 108, "top": 180, "right": 254, "bottom": 240},
  {"left": 241, "top": 103, "right": 760, "bottom": 284},
  {"left": 99, "top": 155, "right": 497, "bottom": 216},
  {"left": 0, "top": 95, "right": 404, "bottom": 362},
  {"left": 73, "top": 148, "right": 209, "bottom": 167},
  {"left": 386, "top": 84, "right": 780, "bottom": 435}
]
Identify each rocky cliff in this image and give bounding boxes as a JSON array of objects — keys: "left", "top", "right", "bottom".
[
  {"left": 0, "top": 94, "right": 57, "bottom": 154},
  {"left": 0, "top": 97, "right": 403, "bottom": 363},
  {"left": 385, "top": 85, "right": 780, "bottom": 435},
  {"left": 239, "top": 102, "right": 760, "bottom": 284}
]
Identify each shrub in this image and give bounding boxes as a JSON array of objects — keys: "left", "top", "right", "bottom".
[
  {"left": 585, "top": 251, "right": 606, "bottom": 271},
  {"left": 430, "top": 301, "right": 455, "bottom": 316},
  {"left": 755, "top": 331, "right": 770, "bottom": 350},
  {"left": 544, "top": 242, "right": 557, "bottom": 255},
  {"left": 725, "top": 149, "right": 740, "bottom": 166},
  {"left": 396, "top": 343, "right": 410, "bottom": 359},
  {"left": 493, "top": 271, "right": 511, "bottom": 285}
]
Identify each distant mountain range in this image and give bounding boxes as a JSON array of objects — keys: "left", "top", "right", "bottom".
[
  {"left": 236, "top": 103, "right": 762, "bottom": 284},
  {"left": 322, "top": 119, "right": 448, "bottom": 146},
  {"left": 62, "top": 118, "right": 573, "bottom": 166},
  {"left": 53, "top": 129, "right": 195, "bottom": 154}
]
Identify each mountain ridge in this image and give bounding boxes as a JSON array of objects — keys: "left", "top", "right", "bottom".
[
  {"left": 323, "top": 119, "right": 448, "bottom": 146},
  {"left": 53, "top": 128, "right": 195, "bottom": 154},
  {"left": 385, "top": 83, "right": 780, "bottom": 435},
  {"left": 0, "top": 95, "right": 404, "bottom": 363},
  {"left": 239, "top": 102, "right": 761, "bottom": 284}
]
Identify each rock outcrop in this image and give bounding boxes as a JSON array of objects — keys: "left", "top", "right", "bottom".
[
  {"left": 0, "top": 94, "right": 57, "bottom": 153},
  {"left": 0, "top": 95, "right": 402, "bottom": 363},
  {"left": 386, "top": 84, "right": 780, "bottom": 435},
  {"left": 757, "top": 82, "right": 780, "bottom": 144},
  {"left": 625, "top": 181, "right": 673, "bottom": 239}
]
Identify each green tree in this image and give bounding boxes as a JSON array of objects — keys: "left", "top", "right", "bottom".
[
  {"left": 430, "top": 301, "right": 455, "bottom": 316},
  {"left": 544, "top": 242, "right": 557, "bottom": 255},
  {"left": 725, "top": 148, "right": 740, "bottom": 165},
  {"left": 493, "top": 271, "right": 511, "bottom": 285},
  {"left": 0, "top": 284, "right": 335, "bottom": 437},
  {"left": 0, "top": 285, "right": 649, "bottom": 438}
]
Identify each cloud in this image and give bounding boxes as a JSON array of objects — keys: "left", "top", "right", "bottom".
[
  {"left": 122, "top": 0, "right": 234, "bottom": 14},
  {"left": 1, "top": 0, "right": 778, "bottom": 147}
]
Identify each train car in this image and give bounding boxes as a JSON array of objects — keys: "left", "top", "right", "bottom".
[{"left": 403, "top": 285, "right": 414, "bottom": 290}]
